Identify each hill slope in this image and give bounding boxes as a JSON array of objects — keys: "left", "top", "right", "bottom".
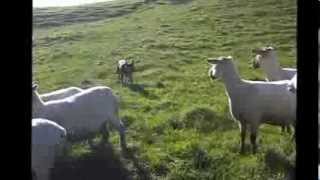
[{"left": 33, "top": 0, "right": 296, "bottom": 179}]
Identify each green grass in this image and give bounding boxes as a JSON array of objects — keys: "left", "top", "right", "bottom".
[{"left": 33, "top": 0, "right": 296, "bottom": 179}]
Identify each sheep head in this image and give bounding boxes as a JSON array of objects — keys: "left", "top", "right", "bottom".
[
  {"left": 207, "top": 56, "right": 233, "bottom": 80},
  {"left": 251, "top": 46, "right": 276, "bottom": 67},
  {"left": 251, "top": 55, "right": 261, "bottom": 69},
  {"left": 252, "top": 46, "right": 275, "bottom": 56},
  {"left": 32, "top": 83, "right": 38, "bottom": 91},
  {"left": 32, "top": 83, "right": 43, "bottom": 117}
]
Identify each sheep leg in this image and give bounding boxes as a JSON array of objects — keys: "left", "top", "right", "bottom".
[
  {"left": 240, "top": 123, "right": 246, "bottom": 154},
  {"left": 120, "top": 73, "right": 124, "bottom": 85},
  {"left": 109, "top": 116, "right": 127, "bottom": 150},
  {"left": 286, "top": 125, "right": 292, "bottom": 134},
  {"left": 125, "top": 75, "right": 129, "bottom": 86},
  {"left": 119, "top": 120, "right": 127, "bottom": 150},
  {"left": 281, "top": 126, "right": 286, "bottom": 133},
  {"left": 100, "top": 122, "right": 110, "bottom": 142},
  {"left": 129, "top": 74, "right": 133, "bottom": 84},
  {"left": 250, "top": 125, "right": 258, "bottom": 154}
]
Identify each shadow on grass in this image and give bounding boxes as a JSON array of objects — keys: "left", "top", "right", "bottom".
[
  {"left": 123, "top": 146, "right": 153, "bottom": 180},
  {"left": 127, "top": 83, "right": 160, "bottom": 99},
  {"left": 51, "top": 140, "right": 153, "bottom": 180},
  {"left": 51, "top": 141, "right": 131, "bottom": 180},
  {"left": 180, "top": 106, "right": 236, "bottom": 133}
]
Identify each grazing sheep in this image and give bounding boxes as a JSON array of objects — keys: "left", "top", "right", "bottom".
[
  {"left": 116, "top": 59, "right": 134, "bottom": 85},
  {"left": 32, "top": 83, "right": 127, "bottom": 150},
  {"left": 32, "top": 118, "right": 67, "bottom": 180},
  {"left": 39, "top": 87, "right": 83, "bottom": 102},
  {"left": 252, "top": 46, "right": 296, "bottom": 81},
  {"left": 208, "top": 56, "right": 296, "bottom": 153}
]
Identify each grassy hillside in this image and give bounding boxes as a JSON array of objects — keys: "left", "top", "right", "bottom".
[{"left": 33, "top": 0, "right": 296, "bottom": 179}]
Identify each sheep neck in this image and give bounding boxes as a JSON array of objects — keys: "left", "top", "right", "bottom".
[
  {"left": 260, "top": 53, "right": 283, "bottom": 80},
  {"left": 220, "top": 63, "right": 242, "bottom": 98},
  {"left": 32, "top": 91, "right": 46, "bottom": 114}
]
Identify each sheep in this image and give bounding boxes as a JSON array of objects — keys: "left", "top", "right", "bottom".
[
  {"left": 207, "top": 56, "right": 296, "bottom": 153},
  {"left": 116, "top": 59, "right": 134, "bottom": 86},
  {"left": 252, "top": 46, "right": 296, "bottom": 81},
  {"left": 32, "top": 83, "right": 127, "bottom": 150},
  {"left": 32, "top": 118, "right": 67, "bottom": 180},
  {"left": 39, "top": 86, "right": 83, "bottom": 102},
  {"left": 252, "top": 46, "right": 296, "bottom": 133}
]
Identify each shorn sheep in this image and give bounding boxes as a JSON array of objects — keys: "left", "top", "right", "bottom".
[
  {"left": 116, "top": 59, "right": 134, "bottom": 85},
  {"left": 32, "top": 83, "right": 127, "bottom": 150},
  {"left": 208, "top": 56, "right": 296, "bottom": 153},
  {"left": 32, "top": 118, "right": 67, "bottom": 180},
  {"left": 252, "top": 46, "right": 296, "bottom": 81},
  {"left": 39, "top": 87, "right": 83, "bottom": 102},
  {"left": 252, "top": 46, "right": 296, "bottom": 133}
]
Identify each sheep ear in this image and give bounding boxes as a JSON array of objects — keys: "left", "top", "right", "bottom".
[
  {"left": 32, "top": 83, "right": 38, "bottom": 90},
  {"left": 266, "top": 46, "right": 275, "bottom": 50}
]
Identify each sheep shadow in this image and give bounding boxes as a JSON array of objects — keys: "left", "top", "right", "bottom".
[
  {"left": 51, "top": 139, "right": 152, "bottom": 180},
  {"left": 51, "top": 141, "right": 131, "bottom": 180},
  {"left": 122, "top": 146, "right": 153, "bottom": 180},
  {"left": 127, "top": 83, "right": 160, "bottom": 99}
]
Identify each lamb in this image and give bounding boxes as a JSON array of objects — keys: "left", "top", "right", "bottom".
[
  {"left": 207, "top": 56, "right": 296, "bottom": 153},
  {"left": 32, "top": 118, "right": 67, "bottom": 180},
  {"left": 252, "top": 46, "right": 296, "bottom": 81},
  {"left": 39, "top": 86, "right": 83, "bottom": 102},
  {"left": 116, "top": 59, "right": 134, "bottom": 86},
  {"left": 32, "top": 83, "right": 127, "bottom": 150}
]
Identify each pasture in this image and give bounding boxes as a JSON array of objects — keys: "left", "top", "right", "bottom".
[{"left": 33, "top": 0, "right": 296, "bottom": 179}]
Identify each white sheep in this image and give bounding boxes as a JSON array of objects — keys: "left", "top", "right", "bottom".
[
  {"left": 208, "top": 56, "right": 296, "bottom": 153},
  {"left": 252, "top": 46, "right": 296, "bottom": 133},
  {"left": 39, "top": 86, "right": 83, "bottom": 102},
  {"left": 32, "top": 118, "right": 67, "bottom": 180},
  {"left": 252, "top": 46, "right": 296, "bottom": 81},
  {"left": 32, "top": 83, "right": 127, "bottom": 150}
]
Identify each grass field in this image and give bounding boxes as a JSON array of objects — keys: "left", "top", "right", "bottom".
[{"left": 33, "top": 0, "right": 296, "bottom": 179}]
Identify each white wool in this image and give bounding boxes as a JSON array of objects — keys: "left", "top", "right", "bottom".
[
  {"left": 39, "top": 87, "right": 83, "bottom": 102},
  {"left": 32, "top": 118, "right": 67, "bottom": 180},
  {"left": 208, "top": 57, "right": 296, "bottom": 152},
  {"left": 32, "top": 85, "right": 126, "bottom": 149}
]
